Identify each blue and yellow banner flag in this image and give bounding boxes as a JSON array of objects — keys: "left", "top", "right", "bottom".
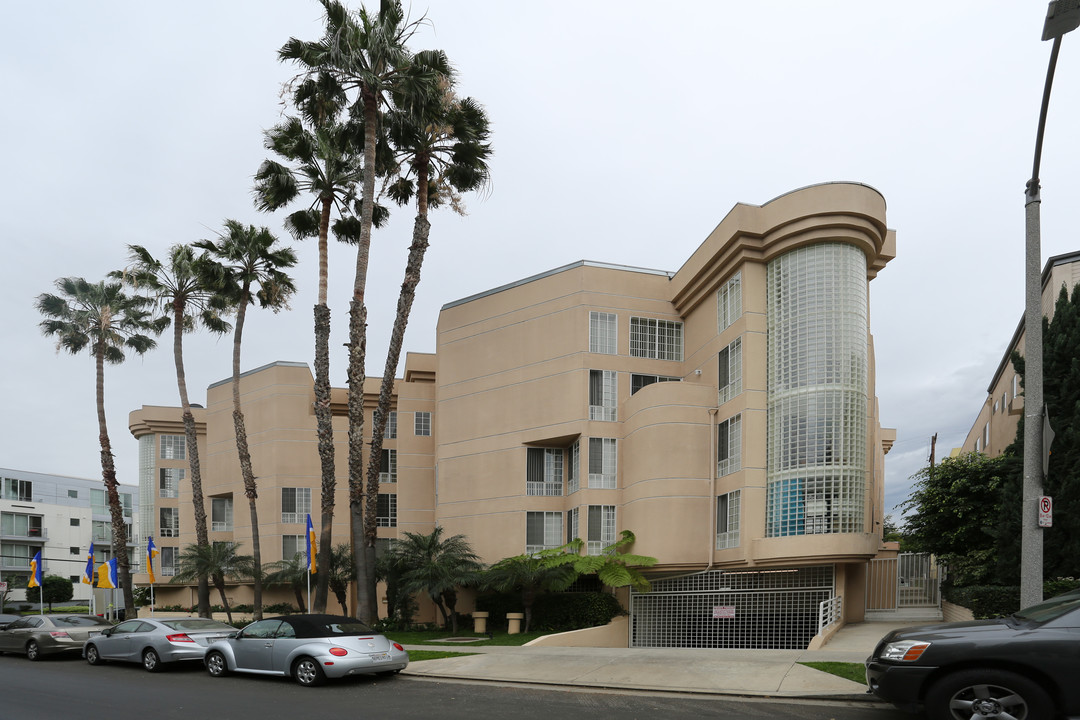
[
  {"left": 147, "top": 536, "right": 159, "bottom": 584},
  {"left": 81, "top": 543, "right": 95, "bottom": 585},
  {"left": 306, "top": 514, "right": 317, "bottom": 574},
  {"left": 96, "top": 558, "right": 119, "bottom": 589},
  {"left": 28, "top": 550, "right": 43, "bottom": 589}
]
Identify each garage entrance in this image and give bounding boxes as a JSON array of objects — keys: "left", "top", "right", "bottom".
[{"left": 630, "top": 565, "right": 834, "bottom": 649}]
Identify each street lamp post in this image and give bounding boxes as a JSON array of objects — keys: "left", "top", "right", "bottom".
[{"left": 1021, "top": 0, "right": 1080, "bottom": 609}]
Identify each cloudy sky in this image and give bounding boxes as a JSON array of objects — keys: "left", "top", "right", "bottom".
[{"left": 4, "top": 2, "right": 1079, "bottom": 519}]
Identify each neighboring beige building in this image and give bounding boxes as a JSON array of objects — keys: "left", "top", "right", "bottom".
[
  {"left": 130, "top": 181, "right": 898, "bottom": 649},
  {"left": 958, "top": 251, "right": 1080, "bottom": 458}
]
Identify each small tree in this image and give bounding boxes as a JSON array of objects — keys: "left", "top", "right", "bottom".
[
  {"left": 25, "top": 576, "right": 74, "bottom": 610},
  {"left": 264, "top": 553, "right": 312, "bottom": 613},
  {"left": 546, "top": 530, "right": 656, "bottom": 592},
  {"left": 170, "top": 542, "right": 256, "bottom": 623},
  {"left": 327, "top": 544, "right": 355, "bottom": 615},
  {"left": 389, "top": 528, "right": 483, "bottom": 633},
  {"left": 483, "top": 550, "right": 578, "bottom": 633}
]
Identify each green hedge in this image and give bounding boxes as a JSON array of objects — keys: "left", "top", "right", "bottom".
[
  {"left": 944, "top": 578, "right": 1080, "bottom": 619},
  {"left": 475, "top": 592, "right": 625, "bottom": 631}
]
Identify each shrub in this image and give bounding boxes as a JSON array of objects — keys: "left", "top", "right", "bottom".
[
  {"left": 945, "top": 578, "right": 1080, "bottom": 619},
  {"left": 475, "top": 591, "right": 625, "bottom": 631}
]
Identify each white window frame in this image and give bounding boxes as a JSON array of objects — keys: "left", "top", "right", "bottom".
[
  {"left": 567, "top": 441, "right": 581, "bottom": 495},
  {"left": 717, "top": 271, "right": 743, "bottom": 332},
  {"left": 160, "top": 546, "right": 178, "bottom": 576},
  {"left": 383, "top": 411, "right": 397, "bottom": 440},
  {"left": 159, "top": 508, "right": 179, "bottom": 538},
  {"left": 567, "top": 507, "right": 580, "bottom": 544},
  {"left": 589, "top": 369, "right": 617, "bottom": 421},
  {"left": 716, "top": 490, "right": 741, "bottom": 549},
  {"left": 589, "top": 311, "right": 617, "bottom": 355},
  {"left": 380, "top": 448, "right": 398, "bottom": 484},
  {"left": 281, "top": 487, "right": 312, "bottom": 524},
  {"left": 282, "top": 535, "right": 304, "bottom": 561},
  {"left": 588, "top": 438, "right": 617, "bottom": 489},
  {"left": 211, "top": 497, "right": 233, "bottom": 532},
  {"left": 586, "top": 505, "right": 616, "bottom": 555},
  {"left": 377, "top": 494, "right": 397, "bottom": 528},
  {"left": 159, "top": 434, "right": 186, "bottom": 460},
  {"left": 526, "top": 511, "right": 563, "bottom": 554},
  {"left": 718, "top": 336, "right": 743, "bottom": 404},
  {"left": 717, "top": 414, "right": 742, "bottom": 477},
  {"left": 414, "top": 411, "right": 432, "bottom": 436},
  {"left": 629, "top": 316, "right": 684, "bottom": 361},
  {"left": 527, "top": 448, "right": 564, "bottom": 496},
  {"left": 2, "top": 478, "right": 32, "bottom": 502},
  {"left": 159, "top": 468, "right": 183, "bottom": 499}
]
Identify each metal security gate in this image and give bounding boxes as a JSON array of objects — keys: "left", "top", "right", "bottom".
[
  {"left": 630, "top": 566, "right": 833, "bottom": 649},
  {"left": 866, "top": 553, "right": 940, "bottom": 610}
]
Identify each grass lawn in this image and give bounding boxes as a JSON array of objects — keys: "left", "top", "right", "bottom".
[
  {"left": 798, "top": 661, "right": 867, "bottom": 685},
  {"left": 407, "top": 650, "right": 477, "bottom": 662},
  {"left": 382, "top": 629, "right": 549, "bottom": 647}
]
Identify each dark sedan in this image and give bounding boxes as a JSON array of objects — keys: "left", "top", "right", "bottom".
[
  {"left": 0, "top": 615, "right": 113, "bottom": 660},
  {"left": 866, "top": 588, "right": 1080, "bottom": 719}
]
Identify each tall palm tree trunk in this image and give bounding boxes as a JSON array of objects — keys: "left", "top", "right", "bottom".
[
  {"left": 349, "top": 86, "right": 379, "bottom": 624},
  {"left": 313, "top": 196, "right": 335, "bottom": 613},
  {"left": 96, "top": 341, "right": 135, "bottom": 616},
  {"left": 230, "top": 291, "right": 263, "bottom": 620},
  {"left": 172, "top": 298, "right": 212, "bottom": 617}
]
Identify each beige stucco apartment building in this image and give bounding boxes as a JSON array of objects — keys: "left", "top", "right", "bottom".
[
  {"left": 958, "top": 250, "right": 1080, "bottom": 458},
  {"left": 130, "top": 181, "right": 898, "bottom": 648}
]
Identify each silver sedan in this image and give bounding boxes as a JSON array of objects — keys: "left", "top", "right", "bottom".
[
  {"left": 84, "top": 617, "right": 237, "bottom": 672},
  {"left": 204, "top": 614, "right": 409, "bottom": 686},
  {"left": 0, "top": 615, "right": 113, "bottom": 660}
]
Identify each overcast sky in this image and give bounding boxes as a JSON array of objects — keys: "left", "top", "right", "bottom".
[{"left": 4, "top": 2, "right": 1079, "bottom": 520}]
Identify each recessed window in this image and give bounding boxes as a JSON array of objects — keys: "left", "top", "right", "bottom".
[
  {"left": 589, "top": 370, "right": 617, "bottom": 421},
  {"left": 159, "top": 468, "right": 183, "bottom": 498},
  {"left": 717, "top": 272, "right": 743, "bottom": 332},
  {"left": 716, "top": 490, "right": 741, "bottom": 549},
  {"left": 281, "top": 488, "right": 311, "bottom": 524},
  {"left": 717, "top": 415, "right": 742, "bottom": 477},
  {"left": 211, "top": 497, "right": 233, "bottom": 532},
  {"left": 159, "top": 508, "right": 179, "bottom": 538},
  {"left": 70, "top": 518, "right": 80, "bottom": 527},
  {"left": 159, "top": 435, "right": 186, "bottom": 460},
  {"left": 526, "top": 511, "right": 562, "bottom": 554},
  {"left": 718, "top": 337, "right": 743, "bottom": 405},
  {"left": 588, "top": 438, "right": 617, "bottom": 489},
  {"left": 527, "top": 448, "right": 563, "bottom": 496},
  {"left": 380, "top": 449, "right": 397, "bottom": 483},
  {"left": 161, "top": 547, "right": 177, "bottom": 576},
  {"left": 586, "top": 505, "right": 616, "bottom": 555},
  {"left": 589, "top": 312, "right": 617, "bottom": 355},
  {"left": 567, "top": 507, "right": 579, "bottom": 543},
  {"left": 629, "top": 317, "right": 683, "bottom": 361},
  {"left": 630, "top": 373, "right": 680, "bottom": 395},
  {"left": 376, "top": 494, "right": 397, "bottom": 528},
  {"left": 70, "top": 546, "right": 81, "bottom": 555},
  {"left": 67, "top": 489, "right": 79, "bottom": 499},
  {"left": 383, "top": 411, "right": 397, "bottom": 440},
  {"left": 282, "top": 535, "right": 305, "bottom": 561},
  {"left": 567, "top": 441, "right": 581, "bottom": 495},
  {"left": 414, "top": 411, "right": 431, "bottom": 436}
]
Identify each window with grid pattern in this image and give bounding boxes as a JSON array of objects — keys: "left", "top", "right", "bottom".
[
  {"left": 588, "top": 438, "right": 617, "bottom": 488},
  {"left": 629, "top": 317, "right": 683, "bottom": 361},
  {"left": 159, "top": 435, "right": 186, "bottom": 460},
  {"left": 526, "top": 447, "right": 564, "bottom": 496},
  {"left": 589, "top": 311, "right": 617, "bottom": 354},
  {"left": 717, "top": 414, "right": 742, "bottom": 477},
  {"left": 282, "top": 535, "right": 304, "bottom": 561},
  {"left": 211, "top": 497, "right": 233, "bottom": 531},
  {"left": 414, "top": 411, "right": 431, "bottom": 436},
  {"left": 376, "top": 494, "right": 397, "bottom": 527},
  {"left": 717, "top": 272, "right": 743, "bottom": 332},
  {"left": 567, "top": 507, "right": 579, "bottom": 543},
  {"left": 159, "top": 468, "right": 183, "bottom": 498},
  {"left": 567, "top": 441, "right": 581, "bottom": 494},
  {"left": 718, "top": 337, "right": 743, "bottom": 404},
  {"left": 159, "top": 508, "right": 179, "bottom": 538},
  {"left": 380, "top": 449, "right": 397, "bottom": 483},
  {"left": 160, "top": 546, "right": 178, "bottom": 576},
  {"left": 716, "top": 490, "right": 741, "bottom": 549},
  {"left": 526, "top": 511, "right": 562, "bottom": 554},
  {"left": 589, "top": 369, "right": 617, "bottom": 421},
  {"left": 281, "top": 487, "right": 311, "bottom": 524},
  {"left": 383, "top": 411, "right": 397, "bottom": 439},
  {"left": 630, "top": 373, "right": 680, "bottom": 395},
  {"left": 586, "top": 505, "right": 616, "bottom": 555}
]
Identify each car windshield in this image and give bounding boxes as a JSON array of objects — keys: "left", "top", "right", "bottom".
[
  {"left": 1012, "top": 590, "right": 1080, "bottom": 623},
  {"left": 50, "top": 616, "right": 112, "bottom": 627},
  {"left": 160, "top": 619, "right": 235, "bottom": 632}
]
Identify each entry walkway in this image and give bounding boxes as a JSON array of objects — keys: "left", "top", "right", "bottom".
[{"left": 401, "top": 620, "right": 927, "bottom": 699}]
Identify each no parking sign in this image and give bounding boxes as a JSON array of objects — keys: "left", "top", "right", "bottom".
[{"left": 1039, "top": 496, "right": 1053, "bottom": 528}]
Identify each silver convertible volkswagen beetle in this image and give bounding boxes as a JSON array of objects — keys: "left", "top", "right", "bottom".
[{"left": 204, "top": 614, "right": 408, "bottom": 687}]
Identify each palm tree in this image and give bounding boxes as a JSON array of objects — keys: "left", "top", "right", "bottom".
[
  {"left": 114, "top": 244, "right": 230, "bottom": 618},
  {"left": 253, "top": 81, "right": 363, "bottom": 614},
  {"left": 264, "top": 553, "right": 312, "bottom": 613},
  {"left": 171, "top": 542, "right": 256, "bottom": 623},
  {"left": 483, "top": 551, "right": 578, "bottom": 633},
  {"left": 391, "top": 527, "right": 483, "bottom": 633},
  {"left": 36, "top": 278, "right": 162, "bottom": 617},
  {"left": 544, "top": 530, "right": 657, "bottom": 593},
  {"left": 327, "top": 543, "right": 355, "bottom": 614},
  {"left": 196, "top": 221, "right": 297, "bottom": 620},
  {"left": 364, "top": 86, "right": 492, "bottom": 597},
  {"left": 280, "top": 0, "right": 444, "bottom": 623}
]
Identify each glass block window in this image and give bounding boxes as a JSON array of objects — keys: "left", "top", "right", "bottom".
[
  {"left": 282, "top": 535, "right": 304, "bottom": 561},
  {"left": 589, "top": 311, "right": 617, "bottom": 355},
  {"left": 160, "top": 435, "right": 186, "bottom": 460},
  {"left": 587, "top": 505, "right": 616, "bottom": 555},
  {"left": 415, "top": 411, "right": 431, "bottom": 436},
  {"left": 717, "top": 271, "right": 743, "bottom": 332},
  {"left": 718, "top": 337, "right": 743, "bottom": 405},
  {"left": 281, "top": 487, "right": 311, "bottom": 524},
  {"left": 159, "top": 468, "right": 183, "bottom": 498},
  {"left": 630, "top": 317, "right": 683, "bottom": 361},
  {"left": 526, "top": 511, "right": 562, "bottom": 554},
  {"left": 160, "top": 546, "right": 178, "bottom": 576},
  {"left": 567, "top": 507, "right": 580, "bottom": 544},
  {"left": 716, "top": 490, "right": 741, "bottom": 549},
  {"left": 589, "top": 370, "right": 617, "bottom": 421},
  {"left": 567, "top": 441, "right": 581, "bottom": 495},
  {"left": 630, "top": 373, "right": 680, "bottom": 395},
  {"left": 159, "top": 508, "right": 179, "bottom": 538},
  {"left": 2, "top": 477, "right": 32, "bottom": 502},
  {"left": 526, "top": 448, "right": 563, "bottom": 496},
  {"left": 138, "top": 434, "right": 155, "bottom": 548},
  {"left": 717, "top": 414, "right": 742, "bottom": 477},
  {"left": 765, "top": 243, "right": 868, "bottom": 537},
  {"left": 380, "top": 449, "right": 397, "bottom": 483},
  {"left": 588, "top": 438, "right": 617, "bottom": 489},
  {"left": 376, "top": 494, "right": 397, "bottom": 527},
  {"left": 211, "top": 497, "right": 233, "bottom": 532},
  {"left": 383, "top": 411, "right": 397, "bottom": 439}
]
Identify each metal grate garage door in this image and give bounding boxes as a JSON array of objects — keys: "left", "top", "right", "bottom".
[{"left": 630, "top": 566, "right": 834, "bottom": 649}]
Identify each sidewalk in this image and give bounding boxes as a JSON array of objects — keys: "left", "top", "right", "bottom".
[{"left": 401, "top": 621, "right": 926, "bottom": 699}]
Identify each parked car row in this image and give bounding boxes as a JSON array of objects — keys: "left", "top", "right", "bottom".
[{"left": 0, "top": 613, "right": 409, "bottom": 687}]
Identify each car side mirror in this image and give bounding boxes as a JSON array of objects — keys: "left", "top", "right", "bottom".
[{"left": 102, "top": 627, "right": 114, "bottom": 636}]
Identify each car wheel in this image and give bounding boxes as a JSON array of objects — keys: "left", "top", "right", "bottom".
[
  {"left": 85, "top": 644, "right": 103, "bottom": 666},
  {"left": 925, "top": 669, "right": 1053, "bottom": 720},
  {"left": 25, "top": 640, "right": 40, "bottom": 661},
  {"left": 205, "top": 651, "right": 230, "bottom": 677},
  {"left": 292, "top": 656, "right": 326, "bottom": 687},
  {"left": 142, "top": 648, "right": 162, "bottom": 672}
]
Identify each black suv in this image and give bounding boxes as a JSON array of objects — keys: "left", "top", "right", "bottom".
[{"left": 866, "top": 588, "right": 1080, "bottom": 719}]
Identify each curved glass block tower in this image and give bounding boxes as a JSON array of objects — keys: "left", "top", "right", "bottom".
[{"left": 765, "top": 243, "right": 869, "bottom": 537}]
